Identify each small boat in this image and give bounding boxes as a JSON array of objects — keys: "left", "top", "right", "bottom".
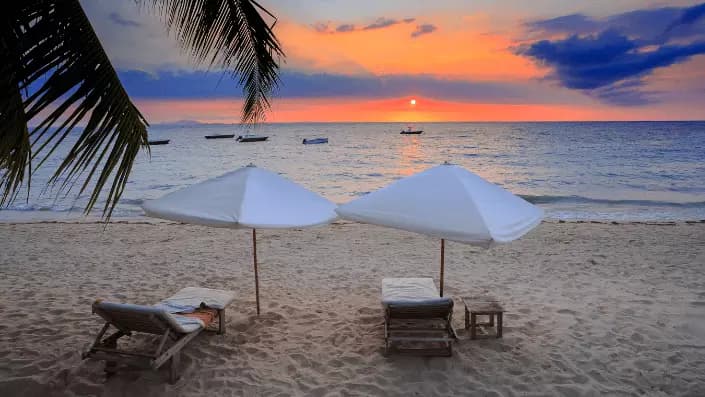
[
  {"left": 400, "top": 126, "right": 423, "bottom": 135},
  {"left": 148, "top": 139, "right": 170, "bottom": 145},
  {"left": 302, "top": 138, "right": 328, "bottom": 145},
  {"left": 205, "top": 134, "right": 235, "bottom": 139},
  {"left": 236, "top": 134, "right": 268, "bottom": 142}
]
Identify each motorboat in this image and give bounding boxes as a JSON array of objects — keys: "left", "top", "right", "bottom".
[
  {"left": 400, "top": 126, "right": 423, "bottom": 134},
  {"left": 205, "top": 134, "right": 235, "bottom": 139},
  {"left": 148, "top": 139, "right": 170, "bottom": 145},
  {"left": 236, "top": 134, "right": 268, "bottom": 142},
  {"left": 302, "top": 138, "right": 328, "bottom": 144}
]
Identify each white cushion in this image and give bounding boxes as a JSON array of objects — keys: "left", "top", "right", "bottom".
[{"left": 381, "top": 278, "right": 452, "bottom": 307}]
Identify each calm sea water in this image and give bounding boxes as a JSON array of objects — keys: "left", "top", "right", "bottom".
[{"left": 3, "top": 121, "right": 705, "bottom": 222}]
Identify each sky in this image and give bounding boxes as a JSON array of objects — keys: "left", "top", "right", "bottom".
[{"left": 80, "top": 0, "right": 705, "bottom": 123}]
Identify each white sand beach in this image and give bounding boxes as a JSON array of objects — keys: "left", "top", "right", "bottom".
[{"left": 1, "top": 221, "right": 704, "bottom": 396}]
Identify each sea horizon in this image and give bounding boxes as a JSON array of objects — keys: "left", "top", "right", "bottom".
[{"left": 146, "top": 119, "right": 705, "bottom": 126}]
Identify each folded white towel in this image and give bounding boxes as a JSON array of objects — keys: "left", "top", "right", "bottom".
[{"left": 154, "top": 287, "right": 235, "bottom": 313}]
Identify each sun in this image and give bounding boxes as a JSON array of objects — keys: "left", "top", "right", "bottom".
[{"left": 410, "top": 99, "right": 417, "bottom": 106}]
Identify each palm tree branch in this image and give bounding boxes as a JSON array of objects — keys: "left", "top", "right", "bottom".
[
  {"left": 1, "top": 0, "right": 284, "bottom": 219},
  {"left": 0, "top": 23, "right": 32, "bottom": 206},
  {"left": 1, "top": 0, "right": 149, "bottom": 219},
  {"left": 141, "top": 0, "right": 283, "bottom": 123}
]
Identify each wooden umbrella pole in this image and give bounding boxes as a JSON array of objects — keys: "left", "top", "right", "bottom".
[
  {"left": 253, "top": 228, "right": 260, "bottom": 315},
  {"left": 440, "top": 238, "right": 445, "bottom": 297}
]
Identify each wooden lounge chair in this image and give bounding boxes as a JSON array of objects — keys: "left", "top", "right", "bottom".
[
  {"left": 382, "top": 278, "right": 456, "bottom": 356},
  {"left": 83, "top": 287, "right": 235, "bottom": 383}
]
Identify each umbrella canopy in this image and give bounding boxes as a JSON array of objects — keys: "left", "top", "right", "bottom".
[
  {"left": 336, "top": 162, "right": 543, "bottom": 294},
  {"left": 143, "top": 164, "right": 337, "bottom": 314},
  {"left": 143, "top": 164, "right": 337, "bottom": 228}
]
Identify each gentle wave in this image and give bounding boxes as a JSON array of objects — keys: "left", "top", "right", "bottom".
[
  {"left": 3, "top": 204, "right": 86, "bottom": 212},
  {"left": 119, "top": 198, "right": 144, "bottom": 206},
  {"left": 521, "top": 195, "right": 705, "bottom": 208}
]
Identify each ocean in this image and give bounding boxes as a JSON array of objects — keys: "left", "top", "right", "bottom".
[{"left": 2, "top": 121, "right": 705, "bottom": 222}]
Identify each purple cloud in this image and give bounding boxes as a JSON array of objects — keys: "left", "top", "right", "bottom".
[
  {"left": 411, "top": 24, "right": 437, "bottom": 38},
  {"left": 117, "top": 69, "right": 567, "bottom": 105},
  {"left": 336, "top": 24, "right": 355, "bottom": 33},
  {"left": 317, "top": 17, "right": 418, "bottom": 34},
  {"left": 526, "top": 3, "right": 705, "bottom": 45},
  {"left": 312, "top": 22, "right": 330, "bottom": 33},
  {"left": 666, "top": 3, "right": 705, "bottom": 33},
  {"left": 521, "top": 3, "right": 705, "bottom": 105},
  {"left": 363, "top": 17, "right": 399, "bottom": 30}
]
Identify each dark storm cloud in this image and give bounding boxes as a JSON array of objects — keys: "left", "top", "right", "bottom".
[{"left": 521, "top": 3, "right": 705, "bottom": 105}]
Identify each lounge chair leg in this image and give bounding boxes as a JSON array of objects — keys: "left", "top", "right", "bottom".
[
  {"left": 470, "top": 313, "right": 477, "bottom": 340},
  {"left": 218, "top": 309, "right": 225, "bottom": 335},
  {"left": 101, "top": 328, "right": 123, "bottom": 379},
  {"left": 497, "top": 312, "right": 503, "bottom": 338},
  {"left": 169, "top": 352, "right": 181, "bottom": 384},
  {"left": 104, "top": 361, "right": 117, "bottom": 378}
]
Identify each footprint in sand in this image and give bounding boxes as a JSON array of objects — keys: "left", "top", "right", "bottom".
[
  {"left": 290, "top": 353, "right": 311, "bottom": 367},
  {"left": 667, "top": 352, "right": 684, "bottom": 365},
  {"left": 357, "top": 307, "right": 378, "bottom": 315},
  {"left": 630, "top": 332, "right": 645, "bottom": 343}
]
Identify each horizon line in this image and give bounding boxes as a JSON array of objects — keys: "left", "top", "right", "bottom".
[{"left": 151, "top": 119, "right": 705, "bottom": 126}]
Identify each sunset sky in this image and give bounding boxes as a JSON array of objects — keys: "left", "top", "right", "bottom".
[{"left": 81, "top": 0, "right": 705, "bottom": 123}]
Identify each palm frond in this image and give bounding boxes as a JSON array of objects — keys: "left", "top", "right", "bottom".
[
  {"left": 141, "top": 0, "right": 284, "bottom": 123},
  {"left": 1, "top": 0, "right": 149, "bottom": 219},
  {"left": 1, "top": 0, "right": 283, "bottom": 220},
  {"left": 0, "top": 24, "right": 31, "bottom": 206}
]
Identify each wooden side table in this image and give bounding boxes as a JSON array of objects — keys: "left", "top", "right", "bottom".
[{"left": 461, "top": 296, "right": 504, "bottom": 340}]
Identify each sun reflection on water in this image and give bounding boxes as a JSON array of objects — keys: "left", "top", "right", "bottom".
[{"left": 397, "top": 136, "right": 426, "bottom": 177}]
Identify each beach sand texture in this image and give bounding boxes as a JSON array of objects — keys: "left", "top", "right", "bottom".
[{"left": 0, "top": 221, "right": 704, "bottom": 396}]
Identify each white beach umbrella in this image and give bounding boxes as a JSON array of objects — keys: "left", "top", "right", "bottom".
[
  {"left": 336, "top": 162, "right": 543, "bottom": 296},
  {"left": 142, "top": 164, "right": 337, "bottom": 314}
]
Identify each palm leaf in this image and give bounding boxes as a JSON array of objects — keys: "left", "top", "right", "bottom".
[
  {"left": 0, "top": 0, "right": 283, "bottom": 220},
  {"left": 1, "top": 0, "right": 149, "bottom": 219},
  {"left": 141, "top": 0, "right": 284, "bottom": 123},
  {"left": 0, "top": 23, "right": 32, "bottom": 207}
]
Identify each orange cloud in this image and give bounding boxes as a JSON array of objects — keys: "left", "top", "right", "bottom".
[{"left": 276, "top": 13, "right": 542, "bottom": 81}]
